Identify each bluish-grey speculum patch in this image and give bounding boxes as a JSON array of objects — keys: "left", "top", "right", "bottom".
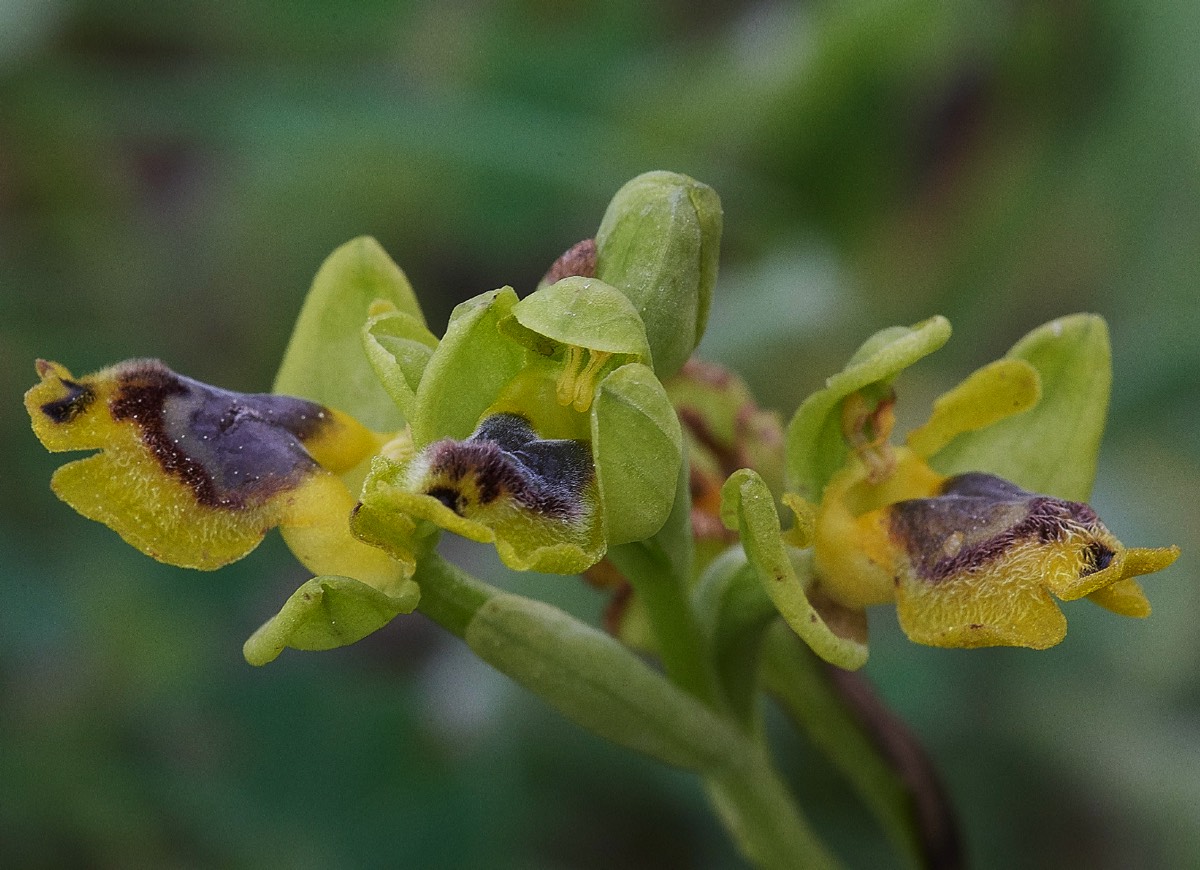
[
  {"left": 888, "top": 472, "right": 1111, "bottom": 584},
  {"left": 107, "top": 360, "right": 330, "bottom": 509},
  {"left": 421, "top": 413, "right": 592, "bottom": 520}
]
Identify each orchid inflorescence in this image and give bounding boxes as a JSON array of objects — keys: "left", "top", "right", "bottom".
[{"left": 25, "top": 171, "right": 1178, "bottom": 868}]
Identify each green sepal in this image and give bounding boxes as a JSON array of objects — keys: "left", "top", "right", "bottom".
[
  {"left": 464, "top": 592, "right": 733, "bottom": 772},
  {"left": 591, "top": 362, "right": 683, "bottom": 545},
  {"left": 721, "top": 469, "right": 869, "bottom": 670},
  {"left": 411, "top": 287, "right": 526, "bottom": 446},
  {"left": 361, "top": 301, "right": 438, "bottom": 422},
  {"left": 506, "top": 276, "right": 652, "bottom": 361},
  {"left": 930, "top": 314, "right": 1110, "bottom": 501},
  {"left": 242, "top": 574, "right": 420, "bottom": 666},
  {"left": 595, "top": 171, "right": 723, "bottom": 378},
  {"left": 785, "top": 316, "right": 951, "bottom": 499},
  {"left": 275, "top": 237, "right": 425, "bottom": 431}
]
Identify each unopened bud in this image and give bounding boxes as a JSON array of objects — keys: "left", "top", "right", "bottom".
[{"left": 595, "top": 171, "right": 722, "bottom": 378}]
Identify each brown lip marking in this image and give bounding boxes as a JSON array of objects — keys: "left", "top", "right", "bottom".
[
  {"left": 888, "top": 472, "right": 1108, "bottom": 584},
  {"left": 108, "top": 359, "right": 332, "bottom": 510},
  {"left": 424, "top": 413, "right": 592, "bottom": 520},
  {"left": 41, "top": 379, "right": 96, "bottom": 423}
]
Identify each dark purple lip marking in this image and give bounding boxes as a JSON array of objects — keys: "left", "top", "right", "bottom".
[
  {"left": 888, "top": 472, "right": 1111, "bottom": 584},
  {"left": 41, "top": 378, "right": 95, "bottom": 423},
  {"left": 103, "top": 359, "right": 335, "bottom": 510},
  {"left": 423, "top": 413, "right": 592, "bottom": 520}
]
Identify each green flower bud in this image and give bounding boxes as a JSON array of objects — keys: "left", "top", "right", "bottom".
[{"left": 595, "top": 171, "right": 723, "bottom": 378}]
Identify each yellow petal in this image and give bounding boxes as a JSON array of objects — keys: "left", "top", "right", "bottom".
[
  {"left": 906, "top": 358, "right": 1041, "bottom": 459},
  {"left": 51, "top": 451, "right": 281, "bottom": 569},
  {"left": 278, "top": 472, "right": 409, "bottom": 594},
  {"left": 1084, "top": 547, "right": 1177, "bottom": 618},
  {"left": 896, "top": 564, "right": 1067, "bottom": 649},
  {"left": 884, "top": 473, "right": 1177, "bottom": 649},
  {"left": 1087, "top": 578, "right": 1151, "bottom": 618}
]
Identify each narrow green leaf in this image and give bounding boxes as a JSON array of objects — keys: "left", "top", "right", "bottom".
[
  {"left": 931, "top": 314, "right": 1111, "bottom": 501},
  {"left": 274, "top": 237, "right": 424, "bottom": 431}
]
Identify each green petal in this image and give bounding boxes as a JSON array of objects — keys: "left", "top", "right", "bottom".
[
  {"left": 243, "top": 574, "right": 420, "bottom": 666},
  {"left": 721, "top": 469, "right": 869, "bottom": 670},
  {"left": 361, "top": 301, "right": 439, "bottom": 422},
  {"left": 411, "top": 287, "right": 527, "bottom": 446},
  {"left": 906, "top": 358, "right": 1041, "bottom": 458},
  {"left": 785, "top": 316, "right": 951, "bottom": 499},
  {"left": 274, "top": 237, "right": 424, "bottom": 431},
  {"left": 591, "top": 363, "right": 683, "bottom": 545},
  {"left": 509, "top": 276, "right": 652, "bottom": 361},
  {"left": 595, "top": 171, "right": 723, "bottom": 378},
  {"left": 931, "top": 314, "right": 1110, "bottom": 501}
]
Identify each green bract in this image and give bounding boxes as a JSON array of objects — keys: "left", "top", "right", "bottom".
[{"left": 595, "top": 171, "right": 723, "bottom": 378}]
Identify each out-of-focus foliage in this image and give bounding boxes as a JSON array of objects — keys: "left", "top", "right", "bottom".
[{"left": 2, "top": 1, "right": 1196, "bottom": 867}]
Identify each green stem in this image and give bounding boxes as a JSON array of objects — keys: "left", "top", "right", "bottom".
[
  {"left": 609, "top": 541, "right": 721, "bottom": 707},
  {"left": 414, "top": 551, "right": 840, "bottom": 868},
  {"left": 706, "top": 750, "right": 840, "bottom": 870},
  {"left": 762, "top": 624, "right": 957, "bottom": 870},
  {"left": 413, "top": 550, "right": 495, "bottom": 637},
  {"left": 693, "top": 551, "right": 780, "bottom": 731}
]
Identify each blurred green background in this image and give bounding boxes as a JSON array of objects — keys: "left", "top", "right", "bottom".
[{"left": 2, "top": 1, "right": 1197, "bottom": 866}]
